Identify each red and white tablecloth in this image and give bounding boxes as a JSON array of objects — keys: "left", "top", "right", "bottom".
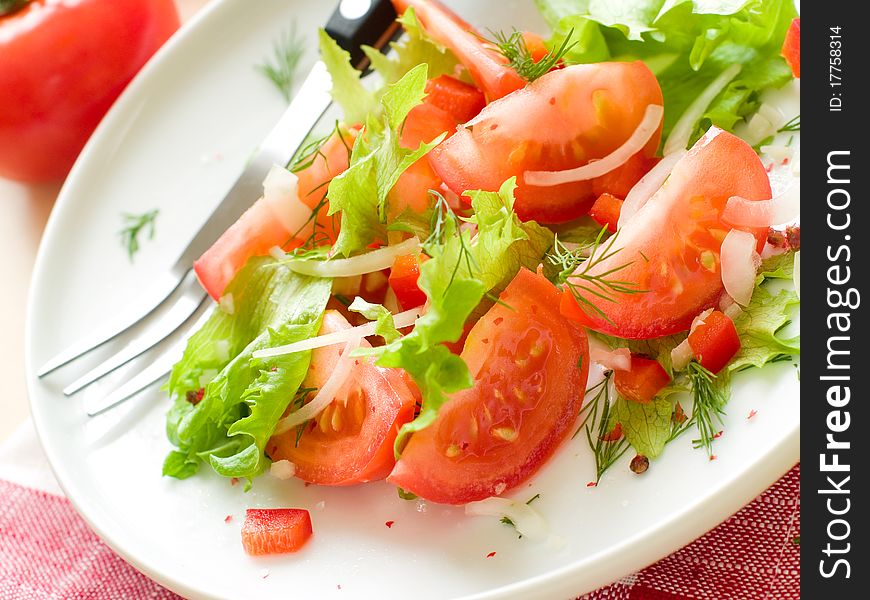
[{"left": 0, "top": 421, "right": 799, "bottom": 599}]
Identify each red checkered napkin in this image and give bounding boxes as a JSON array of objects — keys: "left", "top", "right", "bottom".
[{"left": 1, "top": 465, "right": 799, "bottom": 599}]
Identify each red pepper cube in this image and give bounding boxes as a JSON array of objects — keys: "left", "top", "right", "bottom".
[
  {"left": 424, "top": 75, "right": 486, "bottom": 124},
  {"left": 781, "top": 18, "right": 800, "bottom": 78},
  {"left": 688, "top": 310, "right": 741, "bottom": 374},
  {"left": 614, "top": 356, "right": 671, "bottom": 404},
  {"left": 589, "top": 193, "right": 624, "bottom": 234},
  {"left": 241, "top": 508, "right": 313, "bottom": 556},
  {"left": 389, "top": 254, "right": 428, "bottom": 310}
]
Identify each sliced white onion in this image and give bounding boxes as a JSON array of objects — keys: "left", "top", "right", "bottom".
[
  {"left": 759, "top": 144, "right": 794, "bottom": 162},
  {"left": 270, "top": 460, "right": 296, "bottom": 480},
  {"left": 590, "top": 346, "right": 631, "bottom": 372},
  {"left": 285, "top": 237, "right": 421, "bottom": 278},
  {"left": 720, "top": 229, "right": 760, "bottom": 307},
  {"left": 252, "top": 307, "right": 422, "bottom": 359},
  {"left": 269, "top": 245, "right": 287, "bottom": 261},
  {"left": 664, "top": 64, "right": 741, "bottom": 156},
  {"left": 757, "top": 103, "right": 785, "bottom": 130},
  {"left": 723, "top": 181, "right": 800, "bottom": 228},
  {"left": 272, "top": 337, "right": 361, "bottom": 435},
  {"left": 465, "top": 497, "right": 548, "bottom": 540},
  {"left": 524, "top": 105, "right": 664, "bottom": 187},
  {"left": 262, "top": 165, "right": 313, "bottom": 235},
  {"left": 671, "top": 339, "right": 694, "bottom": 372},
  {"left": 218, "top": 293, "right": 235, "bottom": 315},
  {"left": 723, "top": 302, "right": 743, "bottom": 321},
  {"left": 691, "top": 308, "right": 714, "bottom": 332},
  {"left": 719, "top": 293, "right": 743, "bottom": 320},
  {"left": 618, "top": 150, "right": 686, "bottom": 229},
  {"left": 794, "top": 250, "right": 801, "bottom": 299}
]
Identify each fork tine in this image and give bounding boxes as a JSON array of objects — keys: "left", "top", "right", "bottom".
[
  {"left": 85, "top": 303, "right": 214, "bottom": 417},
  {"left": 64, "top": 274, "right": 208, "bottom": 396},
  {"left": 37, "top": 269, "right": 193, "bottom": 377}
]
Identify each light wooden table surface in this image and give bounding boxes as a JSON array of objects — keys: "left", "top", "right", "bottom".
[{"left": 0, "top": 0, "right": 210, "bottom": 443}]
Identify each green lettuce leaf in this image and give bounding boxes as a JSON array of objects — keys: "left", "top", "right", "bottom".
[
  {"left": 327, "top": 64, "right": 445, "bottom": 256},
  {"left": 727, "top": 252, "right": 800, "bottom": 372},
  {"left": 535, "top": 0, "right": 797, "bottom": 145},
  {"left": 318, "top": 29, "right": 378, "bottom": 124},
  {"left": 363, "top": 7, "right": 459, "bottom": 85},
  {"left": 371, "top": 179, "right": 554, "bottom": 455},
  {"left": 164, "top": 258, "right": 331, "bottom": 481},
  {"left": 611, "top": 395, "right": 674, "bottom": 458}
]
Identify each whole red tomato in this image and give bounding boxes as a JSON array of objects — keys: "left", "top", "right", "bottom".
[{"left": 0, "top": 0, "right": 180, "bottom": 182}]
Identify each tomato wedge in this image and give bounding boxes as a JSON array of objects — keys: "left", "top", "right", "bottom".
[
  {"left": 560, "top": 128, "right": 771, "bottom": 339},
  {"left": 241, "top": 508, "right": 312, "bottom": 555},
  {"left": 688, "top": 310, "right": 741, "bottom": 373},
  {"left": 387, "top": 269, "right": 590, "bottom": 504},
  {"left": 428, "top": 62, "right": 663, "bottom": 223},
  {"left": 391, "top": 0, "right": 525, "bottom": 101},
  {"left": 194, "top": 127, "right": 356, "bottom": 300},
  {"left": 267, "top": 312, "right": 417, "bottom": 486}
]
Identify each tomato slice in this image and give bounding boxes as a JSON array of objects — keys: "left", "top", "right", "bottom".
[
  {"left": 389, "top": 254, "right": 428, "bottom": 310},
  {"left": 589, "top": 193, "right": 623, "bottom": 234},
  {"left": 688, "top": 310, "right": 741, "bottom": 374},
  {"left": 428, "top": 62, "right": 663, "bottom": 223},
  {"left": 241, "top": 508, "right": 312, "bottom": 555},
  {"left": 592, "top": 153, "right": 659, "bottom": 200},
  {"left": 267, "top": 312, "right": 417, "bottom": 486},
  {"left": 560, "top": 128, "right": 771, "bottom": 339},
  {"left": 392, "top": 0, "right": 525, "bottom": 101},
  {"left": 781, "top": 18, "right": 800, "bottom": 78},
  {"left": 424, "top": 75, "right": 486, "bottom": 123},
  {"left": 193, "top": 127, "right": 356, "bottom": 300},
  {"left": 614, "top": 356, "right": 670, "bottom": 404},
  {"left": 387, "top": 269, "right": 590, "bottom": 504}
]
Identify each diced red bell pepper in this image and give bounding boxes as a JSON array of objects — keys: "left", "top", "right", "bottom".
[
  {"left": 389, "top": 254, "right": 428, "bottom": 310},
  {"left": 424, "top": 75, "right": 486, "bottom": 124},
  {"left": 781, "top": 18, "right": 800, "bottom": 78},
  {"left": 614, "top": 355, "right": 671, "bottom": 404},
  {"left": 589, "top": 193, "right": 623, "bottom": 233},
  {"left": 241, "top": 508, "right": 313, "bottom": 556},
  {"left": 687, "top": 310, "right": 741, "bottom": 374}
]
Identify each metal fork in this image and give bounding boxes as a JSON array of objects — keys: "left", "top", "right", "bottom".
[{"left": 38, "top": 0, "right": 401, "bottom": 414}]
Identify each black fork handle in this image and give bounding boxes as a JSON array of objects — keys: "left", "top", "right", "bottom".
[{"left": 325, "top": 0, "right": 401, "bottom": 69}]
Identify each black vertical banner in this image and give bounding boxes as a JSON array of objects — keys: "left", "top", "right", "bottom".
[{"left": 802, "top": 1, "right": 867, "bottom": 596}]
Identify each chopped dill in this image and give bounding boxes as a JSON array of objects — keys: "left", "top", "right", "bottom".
[
  {"left": 487, "top": 28, "right": 576, "bottom": 82},
  {"left": 119, "top": 209, "right": 159, "bottom": 262},
  {"left": 257, "top": 26, "right": 305, "bottom": 101}
]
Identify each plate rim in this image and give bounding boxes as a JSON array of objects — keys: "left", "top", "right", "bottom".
[{"left": 24, "top": 0, "right": 801, "bottom": 598}]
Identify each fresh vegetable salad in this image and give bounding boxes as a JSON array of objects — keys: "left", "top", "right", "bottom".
[{"left": 163, "top": 0, "right": 800, "bottom": 549}]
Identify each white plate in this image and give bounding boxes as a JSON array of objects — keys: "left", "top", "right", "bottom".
[{"left": 26, "top": 1, "right": 800, "bottom": 598}]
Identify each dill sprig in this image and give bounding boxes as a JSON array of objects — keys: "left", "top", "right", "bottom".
[
  {"left": 778, "top": 114, "right": 800, "bottom": 132},
  {"left": 547, "top": 229, "right": 645, "bottom": 325},
  {"left": 119, "top": 209, "right": 159, "bottom": 262},
  {"left": 684, "top": 361, "right": 729, "bottom": 457},
  {"left": 576, "top": 373, "right": 630, "bottom": 482},
  {"left": 487, "top": 28, "right": 576, "bottom": 82},
  {"left": 257, "top": 26, "right": 305, "bottom": 101}
]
